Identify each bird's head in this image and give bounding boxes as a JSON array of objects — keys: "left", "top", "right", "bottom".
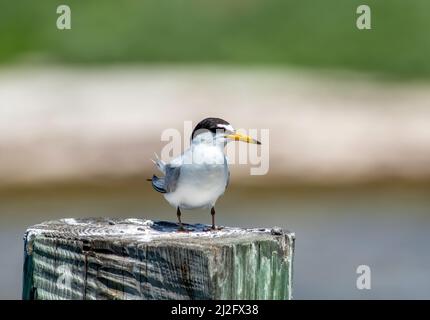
[{"left": 191, "top": 117, "right": 261, "bottom": 146}]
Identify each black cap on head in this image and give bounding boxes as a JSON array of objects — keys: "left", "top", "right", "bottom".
[{"left": 191, "top": 117, "right": 231, "bottom": 139}]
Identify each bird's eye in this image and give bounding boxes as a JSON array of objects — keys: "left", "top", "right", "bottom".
[{"left": 213, "top": 127, "right": 226, "bottom": 135}]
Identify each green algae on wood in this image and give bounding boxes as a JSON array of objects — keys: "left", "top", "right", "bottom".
[{"left": 22, "top": 218, "right": 295, "bottom": 300}]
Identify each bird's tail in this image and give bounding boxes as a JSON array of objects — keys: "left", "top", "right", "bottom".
[
  {"left": 149, "top": 175, "right": 167, "bottom": 193},
  {"left": 148, "top": 153, "right": 167, "bottom": 192},
  {"left": 151, "top": 152, "right": 166, "bottom": 174}
]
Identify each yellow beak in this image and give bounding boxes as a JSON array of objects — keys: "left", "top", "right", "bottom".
[{"left": 226, "top": 132, "right": 261, "bottom": 144}]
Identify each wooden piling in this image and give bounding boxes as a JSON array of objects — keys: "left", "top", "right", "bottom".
[{"left": 22, "top": 218, "right": 295, "bottom": 300}]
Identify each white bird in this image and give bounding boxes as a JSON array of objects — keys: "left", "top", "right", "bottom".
[{"left": 149, "top": 117, "right": 261, "bottom": 230}]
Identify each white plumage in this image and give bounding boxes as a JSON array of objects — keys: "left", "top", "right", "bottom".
[
  {"left": 150, "top": 117, "right": 259, "bottom": 230},
  {"left": 164, "top": 138, "right": 229, "bottom": 210}
]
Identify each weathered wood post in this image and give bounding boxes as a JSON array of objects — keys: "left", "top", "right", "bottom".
[{"left": 22, "top": 218, "right": 295, "bottom": 300}]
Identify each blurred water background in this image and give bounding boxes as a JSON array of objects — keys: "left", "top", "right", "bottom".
[{"left": 1, "top": 0, "right": 430, "bottom": 299}]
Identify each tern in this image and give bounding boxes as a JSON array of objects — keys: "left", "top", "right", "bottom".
[{"left": 149, "top": 117, "right": 261, "bottom": 231}]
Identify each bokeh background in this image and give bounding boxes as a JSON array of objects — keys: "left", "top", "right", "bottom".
[{"left": 1, "top": 0, "right": 430, "bottom": 299}]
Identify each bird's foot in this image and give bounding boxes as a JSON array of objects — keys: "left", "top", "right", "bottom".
[{"left": 204, "top": 226, "right": 224, "bottom": 232}]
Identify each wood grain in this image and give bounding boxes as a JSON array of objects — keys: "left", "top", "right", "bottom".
[{"left": 22, "top": 218, "right": 295, "bottom": 300}]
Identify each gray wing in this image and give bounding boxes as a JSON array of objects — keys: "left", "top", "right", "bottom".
[{"left": 164, "top": 164, "right": 181, "bottom": 193}]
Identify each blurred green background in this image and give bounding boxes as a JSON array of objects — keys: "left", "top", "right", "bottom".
[
  {"left": 1, "top": 0, "right": 430, "bottom": 300},
  {"left": 1, "top": 0, "right": 430, "bottom": 78}
]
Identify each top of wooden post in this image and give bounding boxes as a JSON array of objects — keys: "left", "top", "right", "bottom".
[
  {"left": 24, "top": 217, "right": 295, "bottom": 254},
  {"left": 23, "top": 218, "right": 295, "bottom": 300}
]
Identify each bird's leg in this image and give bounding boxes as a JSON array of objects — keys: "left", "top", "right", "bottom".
[
  {"left": 177, "top": 207, "right": 184, "bottom": 231},
  {"left": 211, "top": 207, "right": 216, "bottom": 230},
  {"left": 203, "top": 207, "right": 223, "bottom": 232},
  {"left": 207, "top": 207, "right": 224, "bottom": 231}
]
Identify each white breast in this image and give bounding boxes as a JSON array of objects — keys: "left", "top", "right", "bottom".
[{"left": 164, "top": 144, "right": 229, "bottom": 210}]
